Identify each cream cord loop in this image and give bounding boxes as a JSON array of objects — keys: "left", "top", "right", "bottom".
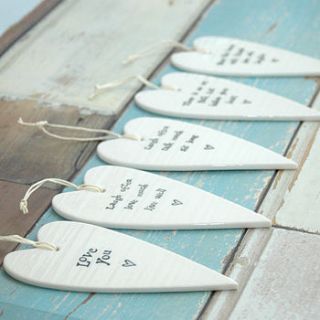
[
  {"left": 122, "top": 40, "right": 193, "bottom": 64},
  {"left": 89, "top": 75, "right": 162, "bottom": 100},
  {"left": 20, "top": 178, "right": 105, "bottom": 215},
  {"left": 0, "top": 235, "right": 58, "bottom": 251},
  {"left": 18, "top": 118, "right": 140, "bottom": 141}
]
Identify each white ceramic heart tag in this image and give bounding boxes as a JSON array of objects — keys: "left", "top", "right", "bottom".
[
  {"left": 52, "top": 166, "right": 271, "bottom": 230},
  {"left": 3, "top": 221, "right": 237, "bottom": 292},
  {"left": 135, "top": 72, "right": 320, "bottom": 121},
  {"left": 97, "top": 117, "right": 297, "bottom": 171},
  {"left": 171, "top": 37, "right": 320, "bottom": 76}
]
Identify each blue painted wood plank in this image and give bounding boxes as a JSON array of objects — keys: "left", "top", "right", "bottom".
[
  {"left": 0, "top": 0, "right": 319, "bottom": 319},
  {"left": 0, "top": 0, "right": 42, "bottom": 36}
]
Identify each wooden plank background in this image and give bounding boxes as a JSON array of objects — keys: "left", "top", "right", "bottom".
[{"left": 0, "top": 0, "right": 319, "bottom": 319}]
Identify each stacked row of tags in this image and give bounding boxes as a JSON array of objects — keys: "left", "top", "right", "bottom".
[{"left": 2, "top": 37, "right": 320, "bottom": 293}]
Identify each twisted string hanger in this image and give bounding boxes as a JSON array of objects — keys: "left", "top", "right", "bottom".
[
  {"left": 19, "top": 178, "right": 105, "bottom": 215},
  {"left": 18, "top": 118, "right": 141, "bottom": 142},
  {"left": 89, "top": 74, "right": 176, "bottom": 100},
  {"left": 122, "top": 39, "right": 209, "bottom": 64},
  {"left": 0, "top": 235, "right": 58, "bottom": 251}
]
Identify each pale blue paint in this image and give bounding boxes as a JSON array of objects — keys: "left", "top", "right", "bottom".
[
  {"left": 0, "top": 0, "right": 41, "bottom": 36},
  {"left": 0, "top": 0, "right": 319, "bottom": 319}
]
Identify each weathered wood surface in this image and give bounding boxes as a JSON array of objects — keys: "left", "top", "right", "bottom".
[
  {"left": 0, "top": 181, "right": 57, "bottom": 265},
  {"left": 0, "top": 0, "right": 212, "bottom": 115},
  {"left": 276, "top": 95, "right": 320, "bottom": 233},
  {"left": 0, "top": 0, "right": 63, "bottom": 57},
  {"left": 0, "top": 0, "right": 320, "bottom": 319},
  {"left": 1, "top": 0, "right": 319, "bottom": 319},
  {"left": 0, "top": 99, "right": 114, "bottom": 184},
  {"left": 201, "top": 93, "right": 320, "bottom": 320},
  {"left": 229, "top": 229, "right": 320, "bottom": 320}
]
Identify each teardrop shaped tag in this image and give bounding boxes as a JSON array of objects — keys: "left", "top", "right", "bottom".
[
  {"left": 171, "top": 37, "right": 320, "bottom": 76},
  {"left": 52, "top": 166, "right": 271, "bottom": 230},
  {"left": 3, "top": 221, "right": 237, "bottom": 292},
  {"left": 135, "top": 72, "right": 320, "bottom": 121},
  {"left": 97, "top": 117, "right": 297, "bottom": 171}
]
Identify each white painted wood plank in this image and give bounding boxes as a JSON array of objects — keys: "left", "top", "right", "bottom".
[
  {"left": 200, "top": 93, "right": 320, "bottom": 320},
  {"left": 0, "top": 0, "right": 210, "bottom": 115},
  {"left": 276, "top": 95, "right": 320, "bottom": 233},
  {"left": 229, "top": 229, "right": 320, "bottom": 320}
]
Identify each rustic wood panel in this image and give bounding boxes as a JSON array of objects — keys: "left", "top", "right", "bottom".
[
  {"left": 0, "top": 0, "right": 63, "bottom": 57},
  {"left": 276, "top": 94, "right": 320, "bottom": 233},
  {"left": 0, "top": 0, "right": 320, "bottom": 319},
  {"left": 1, "top": 0, "right": 318, "bottom": 316},
  {"left": 229, "top": 229, "right": 320, "bottom": 320},
  {"left": 0, "top": 0, "right": 212, "bottom": 116},
  {"left": 0, "top": 180, "right": 57, "bottom": 265},
  {"left": 0, "top": 99, "right": 114, "bottom": 184},
  {"left": 200, "top": 92, "right": 320, "bottom": 320}
]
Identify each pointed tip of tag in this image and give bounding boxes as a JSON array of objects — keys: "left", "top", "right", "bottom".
[
  {"left": 284, "top": 158, "right": 298, "bottom": 170},
  {"left": 216, "top": 276, "right": 238, "bottom": 291}
]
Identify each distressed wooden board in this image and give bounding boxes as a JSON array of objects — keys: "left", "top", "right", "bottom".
[
  {"left": 0, "top": 0, "right": 319, "bottom": 319},
  {"left": 0, "top": 0, "right": 62, "bottom": 57},
  {"left": 200, "top": 92, "right": 320, "bottom": 320},
  {"left": 0, "top": 181, "right": 57, "bottom": 265},
  {"left": 0, "top": 0, "right": 42, "bottom": 35},
  {"left": 0, "top": 99, "right": 114, "bottom": 184},
  {"left": 276, "top": 95, "right": 320, "bottom": 233},
  {"left": 0, "top": 0, "right": 211, "bottom": 116},
  {"left": 229, "top": 229, "right": 320, "bottom": 320}
]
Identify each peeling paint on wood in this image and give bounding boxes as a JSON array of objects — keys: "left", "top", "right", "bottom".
[
  {"left": 276, "top": 95, "right": 320, "bottom": 233},
  {"left": 229, "top": 229, "right": 320, "bottom": 320},
  {"left": 0, "top": 0, "right": 212, "bottom": 116}
]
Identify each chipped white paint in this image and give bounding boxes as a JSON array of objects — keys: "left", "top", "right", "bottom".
[
  {"left": 276, "top": 129, "right": 320, "bottom": 233},
  {"left": 200, "top": 93, "right": 320, "bottom": 319},
  {"left": 230, "top": 229, "right": 320, "bottom": 320},
  {"left": 0, "top": 0, "right": 211, "bottom": 115}
]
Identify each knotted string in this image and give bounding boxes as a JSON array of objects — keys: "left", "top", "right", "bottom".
[
  {"left": 20, "top": 178, "right": 105, "bottom": 215},
  {"left": 122, "top": 40, "right": 208, "bottom": 64},
  {"left": 18, "top": 118, "right": 141, "bottom": 142},
  {"left": 0, "top": 235, "right": 58, "bottom": 251}
]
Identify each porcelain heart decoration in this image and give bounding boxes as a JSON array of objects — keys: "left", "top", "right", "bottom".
[
  {"left": 171, "top": 37, "right": 320, "bottom": 76},
  {"left": 97, "top": 117, "right": 297, "bottom": 171},
  {"left": 3, "top": 221, "right": 238, "bottom": 292},
  {"left": 135, "top": 72, "right": 320, "bottom": 121},
  {"left": 52, "top": 166, "right": 271, "bottom": 230}
]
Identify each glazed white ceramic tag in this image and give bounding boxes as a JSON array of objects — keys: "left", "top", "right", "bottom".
[
  {"left": 171, "top": 37, "right": 320, "bottom": 76},
  {"left": 52, "top": 166, "right": 271, "bottom": 230},
  {"left": 97, "top": 117, "right": 297, "bottom": 171},
  {"left": 3, "top": 221, "right": 237, "bottom": 292},
  {"left": 135, "top": 72, "right": 320, "bottom": 121}
]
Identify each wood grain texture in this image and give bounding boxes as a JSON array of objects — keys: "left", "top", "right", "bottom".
[
  {"left": 229, "top": 229, "right": 320, "bottom": 320},
  {"left": 0, "top": 181, "right": 57, "bottom": 265},
  {"left": 1, "top": 0, "right": 320, "bottom": 319},
  {"left": 201, "top": 91, "right": 320, "bottom": 320},
  {"left": 0, "top": 0, "right": 63, "bottom": 57},
  {"left": 0, "top": 0, "right": 211, "bottom": 116},
  {"left": 276, "top": 94, "right": 320, "bottom": 233},
  {"left": 0, "top": 99, "right": 114, "bottom": 184}
]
